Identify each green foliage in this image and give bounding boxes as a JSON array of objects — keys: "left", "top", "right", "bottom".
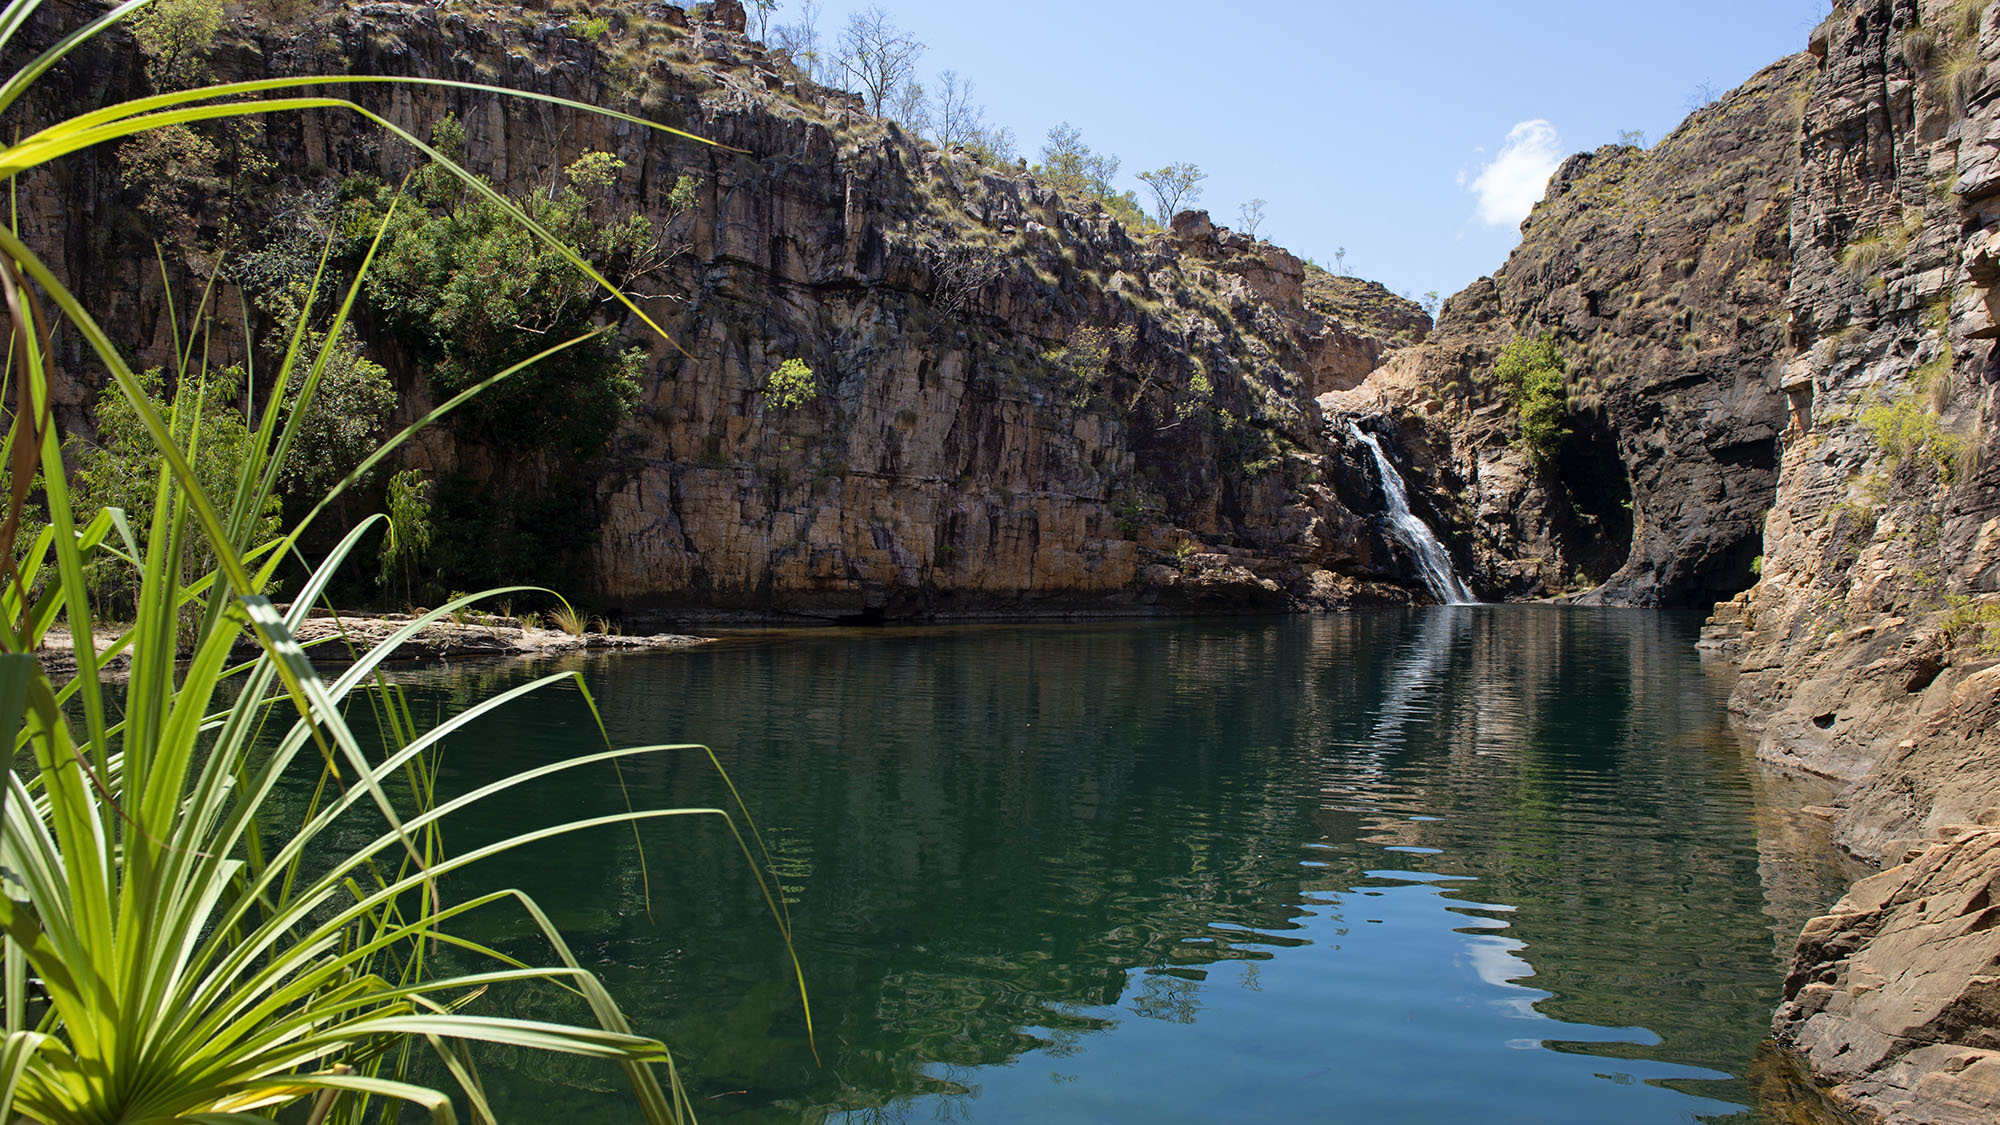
[
  {"left": 348, "top": 127, "right": 696, "bottom": 458},
  {"left": 1043, "top": 325, "right": 1134, "bottom": 409},
  {"left": 1493, "top": 334, "right": 1570, "bottom": 467},
  {"left": 378, "top": 468, "right": 434, "bottom": 605},
  {"left": 1037, "top": 122, "right": 1116, "bottom": 195},
  {"left": 566, "top": 148, "right": 625, "bottom": 193},
  {"left": 0, "top": 6, "right": 802, "bottom": 1118},
  {"left": 1113, "top": 489, "right": 1163, "bottom": 538},
  {"left": 1941, "top": 593, "right": 2000, "bottom": 652},
  {"left": 275, "top": 323, "right": 398, "bottom": 495},
  {"left": 120, "top": 0, "right": 264, "bottom": 248},
  {"left": 572, "top": 14, "right": 611, "bottom": 40},
  {"left": 1217, "top": 409, "right": 1284, "bottom": 476},
  {"left": 1188, "top": 362, "right": 1214, "bottom": 401},
  {"left": 762, "top": 357, "right": 819, "bottom": 410},
  {"left": 427, "top": 473, "right": 604, "bottom": 599},
  {"left": 68, "top": 366, "right": 279, "bottom": 616},
  {"left": 128, "top": 0, "right": 222, "bottom": 89},
  {"left": 117, "top": 125, "right": 221, "bottom": 244},
  {"left": 230, "top": 191, "right": 401, "bottom": 498},
  {"left": 961, "top": 125, "right": 1019, "bottom": 165},
  {"left": 1860, "top": 390, "right": 1969, "bottom": 481}
]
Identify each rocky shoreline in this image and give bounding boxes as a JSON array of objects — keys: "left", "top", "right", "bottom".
[{"left": 34, "top": 612, "right": 711, "bottom": 678}]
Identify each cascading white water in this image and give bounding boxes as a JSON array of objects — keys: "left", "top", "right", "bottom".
[{"left": 1347, "top": 421, "right": 1477, "bottom": 605}]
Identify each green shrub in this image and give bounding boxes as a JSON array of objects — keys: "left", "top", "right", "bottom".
[
  {"left": 1941, "top": 593, "right": 2000, "bottom": 652},
  {"left": 67, "top": 366, "right": 280, "bottom": 617},
  {"left": 377, "top": 468, "right": 434, "bottom": 605},
  {"left": 347, "top": 131, "right": 698, "bottom": 459},
  {"left": 1860, "top": 390, "right": 1968, "bottom": 481},
  {"left": 1493, "top": 334, "right": 1570, "bottom": 467},
  {"left": 762, "top": 357, "right": 819, "bottom": 410},
  {"left": 1043, "top": 325, "right": 1134, "bottom": 409}
]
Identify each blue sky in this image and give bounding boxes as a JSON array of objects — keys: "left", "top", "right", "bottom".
[{"left": 756, "top": 0, "right": 1831, "bottom": 305}]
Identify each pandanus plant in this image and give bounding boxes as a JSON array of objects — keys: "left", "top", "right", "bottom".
[{"left": 0, "top": 1, "right": 804, "bottom": 1120}]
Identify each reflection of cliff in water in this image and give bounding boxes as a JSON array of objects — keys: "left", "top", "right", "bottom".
[
  {"left": 1304, "top": 609, "right": 1854, "bottom": 1103},
  {"left": 362, "top": 613, "right": 1848, "bottom": 1121}
]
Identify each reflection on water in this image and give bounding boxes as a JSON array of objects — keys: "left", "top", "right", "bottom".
[{"left": 353, "top": 609, "right": 1852, "bottom": 1123}]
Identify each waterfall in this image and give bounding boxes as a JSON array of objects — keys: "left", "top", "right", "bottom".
[{"left": 1347, "top": 421, "right": 1477, "bottom": 605}]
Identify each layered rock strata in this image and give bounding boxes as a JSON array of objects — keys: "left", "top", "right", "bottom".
[
  {"left": 1697, "top": 2, "right": 2000, "bottom": 1121},
  {"left": 13, "top": 0, "right": 1432, "bottom": 620},
  {"left": 1775, "top": 822, "right": 2000, "bottom": 1125}
]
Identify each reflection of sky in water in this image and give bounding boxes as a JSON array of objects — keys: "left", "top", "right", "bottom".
[
  {"left": 838, "top": 610, "right": 1795, "bottom": 1124},
  {"left": 887, "top": 863, "right": 1737, "bottom": 1125},
  {"left": 377, "top": 611, "right": 1852, "bottom": 1123}
]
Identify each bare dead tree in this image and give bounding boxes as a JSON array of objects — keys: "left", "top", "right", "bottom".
[
  {"left": 933, "top": 69, "right": 988, "bottom": 149},
  {"left": 834, "top": 5, "right": 924, "bottom": 118},
  {"left": 1238, "top": 198, "right": 1267, "bottom": 240},
  {"left": 925, "top": 244, "right": 1002, "bottom": 319},
  {"left": 770, "top": 0, "right": 823, "bottom": 82}
]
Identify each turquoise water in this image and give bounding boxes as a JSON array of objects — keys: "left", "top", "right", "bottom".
[{"left": 366, "top": 608, "right": 1852, "bottom": 1122}]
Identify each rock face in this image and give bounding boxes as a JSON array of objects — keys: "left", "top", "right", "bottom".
[
  {"left": 1775, "top": 823, "right": 2000, "bottom": 1125},
  {"left": 12, "top": 0, "right": 1433, "bottom": 620},
  {"left": 1717, "top": 0, "right": 2000, "bottom": 862},
  {"left": 1332, "top": 57, "right": 1809, "bottom": 606},
  {"left": 1699, "top": 2, "right": 2000, "bottom": 1121}
]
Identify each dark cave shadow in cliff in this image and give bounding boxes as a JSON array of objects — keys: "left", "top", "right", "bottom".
[{"left": 1551, "top": 412, "right": 1635, "bottom": 586}]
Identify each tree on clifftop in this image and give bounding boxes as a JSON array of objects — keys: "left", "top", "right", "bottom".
[
  {"left": 1238, "top": 197, "right": 1267, "bottom": 239},
  {"left": 1037, "top": 122, "right": 1119, "bottom": 198},
  {"left": 835, "top": 5, "right": 925, "bottom": 117},
  {"left": 1138, "top": 162, "right": 1207, "bottom": 225},
  {"left": 771, "top": 0, "right": 824, "bottom": 81},
  {"left": 1033, "top": 123, "right": 1149, "bottom": 228}
]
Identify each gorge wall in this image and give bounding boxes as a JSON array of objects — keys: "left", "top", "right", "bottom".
[
  {"left": 1327, "top": 55, "right": 1810, "bottom": 607},
  {"left": 1321, "top": 1, "right": 2000, "bottom": 1118},
  {"left": 15, "top": 0, "right": 1450, "bottom": 621},
  {"left": 25, "top": 1, "right": 2000, "bottom": 1113},
  {"left": 1702, "top": 2, "right": 2000, "bottom": 1121}
]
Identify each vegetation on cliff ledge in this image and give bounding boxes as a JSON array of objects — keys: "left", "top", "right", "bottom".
[{"left": 1494, "top": 334, "right": 1571, "bottom": 468}]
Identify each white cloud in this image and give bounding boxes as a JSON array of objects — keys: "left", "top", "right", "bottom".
[{"left": 1465, "top": 120, "right": 1563, "bottom": 227}]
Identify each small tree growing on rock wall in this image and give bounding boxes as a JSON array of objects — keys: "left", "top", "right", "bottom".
[
  {"left": 1494, "top": 334, "right": 1570, "bottom": 468},
  {"left": 762, "top": 358, "right": 819, "bottom": 410}
]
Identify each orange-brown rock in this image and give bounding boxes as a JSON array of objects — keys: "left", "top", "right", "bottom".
[{"left": 13, "top": 0, "right": 1430, "bottom": 621}]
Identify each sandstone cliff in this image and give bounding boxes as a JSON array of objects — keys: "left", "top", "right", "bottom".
[
  {"left": 1689, "top": 1, "right": 2000, "bottom": 1121},
  {"left": 14, "top": 0, "right": 1441, "bottom": 620},
  {"left": 1328, "top": 56, "right": 1810, "bottom": 606}
]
